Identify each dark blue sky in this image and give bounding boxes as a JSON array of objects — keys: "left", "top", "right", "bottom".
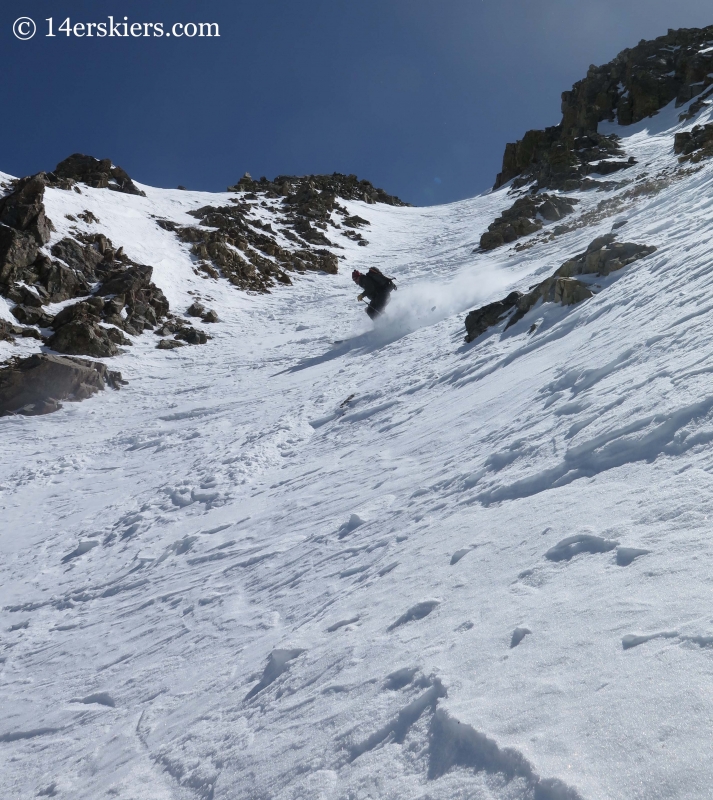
[{"left": 2, "top": 1, "right": 713, "bottom": 205}]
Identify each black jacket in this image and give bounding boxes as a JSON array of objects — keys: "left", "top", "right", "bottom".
[{"left": 356, "top": 269, "right": 396, "bottom": 300}]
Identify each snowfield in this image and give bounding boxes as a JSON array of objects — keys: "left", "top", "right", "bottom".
[{"left": 5, "top": 98, "right": 713, "bottom": 800}]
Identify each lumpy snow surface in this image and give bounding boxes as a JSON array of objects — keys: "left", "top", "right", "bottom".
[{"left": 4, "top": 105, "right": 713, "bottom": 799}]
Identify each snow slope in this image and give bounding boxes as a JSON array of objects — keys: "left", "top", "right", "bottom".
[{"left": 4, "top": 99, "right": 713, "bottom": 800}]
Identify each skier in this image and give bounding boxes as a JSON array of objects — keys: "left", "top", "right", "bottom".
[{"left": 351, "top": 268, "right": 397, "bottom": 319}]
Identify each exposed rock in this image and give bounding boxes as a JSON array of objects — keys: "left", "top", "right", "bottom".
[
  {"left": 51, "top": 154, "right": 145, "bottom": 196},
  {"left": 0, "top": 319, "right": 23, "bottom": 342},
  {"left": 494, "top": 25, "right": 713, "bottom": 189},
  {"left": 154, "top": 317, "right": 209, "bottom": 345},
  {"left": 496, "top": 130, "right": 633, "bottom": 191},
  {"left": 0, "top": 175, "right": 52, "bottom": 244},
  {"left": 229, "top": 172, "right": 408, "bottom": 206},
  {"left": 10, "top": 304, "right": 53, "bottom": 328},
  {"left": 185, "top": 301, "right": 220, "bottom": 323},
  {"left": 506, "top": 277, "right": 594, "bottom": 331},
  {"left": 49, "top": 320, "right": 120, "bottom": 358},
  {"left": 6, "top": 284, "right": 45, "bottom": 308},
  {"left": 77, "top": 209, "right": 100, "bottom": 224},
  {"left": 343, "top": 214, "right": 370, "bottom": 228},
  {"left": 674, "top": 123, "right": 713, "bottom": 162},
  {"left": 160, "top": 172, "right": 400, "bottom": 293},
  {"left": 0, "top": 353, "right": 124, "bottom": 416},
  {"left": 465, "top": 236, "right": 657, "bottom": 342},
  {"left": 37, "top": 255, "right": 91, "bottom": 303},
  {"left": 177, "top": 202, "right": 337, "bottom": 292},
  {"left": 0, "top": 173, "right": 170, "bottom": 364},
  {"left": 480, "top": 193, "right": 578, "bottom": 251},
  {"left": 51, "top": 237, "right": 104, "bottom": 281},
  {"left": 186, "top": 301, "right": 206, "bottom": 317},
  {"left": 555, "top": 234, "right": 657, "bottom": 278},
  {"left": 465, "top": 292, "right": 522, "bottom": 343},
  {"left": 156, "top": 338, "right": 185, "bottom": 350},
  {"left": 174, "top": 326, "right": 209, "bottom": 345},
  {"left": 0, "top": 226, "right": 40, "bottom": 287}
]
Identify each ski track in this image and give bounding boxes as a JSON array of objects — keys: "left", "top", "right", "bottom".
[{"left": 4, "top": 100, "right": 713, "bottom": 799}]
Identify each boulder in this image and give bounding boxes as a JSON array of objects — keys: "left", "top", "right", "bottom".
[
  {"left": 6, "top": 284, "right": 45, "bottom": 308},
  {"left": 0, "top": 353, "right": 124, "bottom": 416},
  {"left": 156, "top": 338, "right": 185, "bottom": 350},
  {"left": 0, "top": 319, "right": 23, "bottom": 342},
  {"left": 51, "top": 298, "right": 103, "bottom": 330},
  {"left": 10, "top": 305, "right": 54, "bottom": 328},
  {"left": 174, "top": 326, "right": 209, "bottom": 345},
  {"left": 186, "top": 301, "right": 205, "bottom": 317},
  {"left": 49, "top": 320, "right": 120, "bottom": 358}
]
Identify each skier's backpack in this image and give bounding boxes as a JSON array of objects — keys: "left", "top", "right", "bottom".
[{"left": 368, "top": 267, "right": 396, "bottom": 291}]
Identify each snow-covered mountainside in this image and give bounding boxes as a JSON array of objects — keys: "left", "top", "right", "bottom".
[{"left": 7, "top": 31, "right": 713, "bottom": 800}]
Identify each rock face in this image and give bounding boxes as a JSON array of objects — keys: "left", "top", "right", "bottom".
[
  {"left": 50, "top": 154, "right": 145, "bottom": 196},
  {"left": 465, "top": 235, "right": 656, "bottom": 342},
  {"left": 463, "top": 292, "right": 522, "bottom": 342},
  {"left": 494, "top": 25, "right": 713, "bottom": 190},
  {"left": 674, "top": 123, "right": 713, "bottom": 162},
  {"left": 497, "top": 130, "right": 635, "bottom": 192},
  {"left": 0, "top": 353, "right": 124, "bottom": 416},
  {"left": 480, "top": 193, "right": 578, "bottom": 251}
]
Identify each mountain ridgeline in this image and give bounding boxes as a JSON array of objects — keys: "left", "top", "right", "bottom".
[
  {"left": 4, "top": 25, "right": 713, "bottom": 416},
  {"left": 494, "top": 24, "right": 713, "bottom": 191}
]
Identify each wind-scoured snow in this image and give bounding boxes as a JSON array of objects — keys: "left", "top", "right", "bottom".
[{"left": 4, "top": 98, "right": 713, "bottom": 799}]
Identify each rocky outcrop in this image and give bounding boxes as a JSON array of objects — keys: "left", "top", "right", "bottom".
[
  {"left": 465, "top": 235, "right": 656, "bottom": 342},
  {"left": 554, "top": 234, "right": 656, "bottom": 278},
  {"left": 0, "top": 353, "right": 124, "bottom": 416},
  {"left": 228, "top": 172, "right": 408, "bottom": 206},
  {"left": 674, "top": 123, "right": 713, "bottom": 162},
  {"left": 480, "top": 193, "right": 578, "bottom": 250},
  {"left": 50, "top": 154, "right": 145, "bottom": 196},
  {"left": 463, "top": 292, "right": 523, "bottom": 342},
  {"left": 496, "top": 131, "right": 635, "bottom": 192},
  {"left": 166, "top": 201, "right": 339, "bottom": 292},
  {"left": 494, "top": 25, "right": 713, "bottom": 189},
  {"left": 0, "top": 170, "right": 175, "bottom": 359},
  {"left": 156, "top": 172, "right": 404, "bottom": 293},
  {"left": 0, "top": 175, "right": 52, "bottom": 244}
]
